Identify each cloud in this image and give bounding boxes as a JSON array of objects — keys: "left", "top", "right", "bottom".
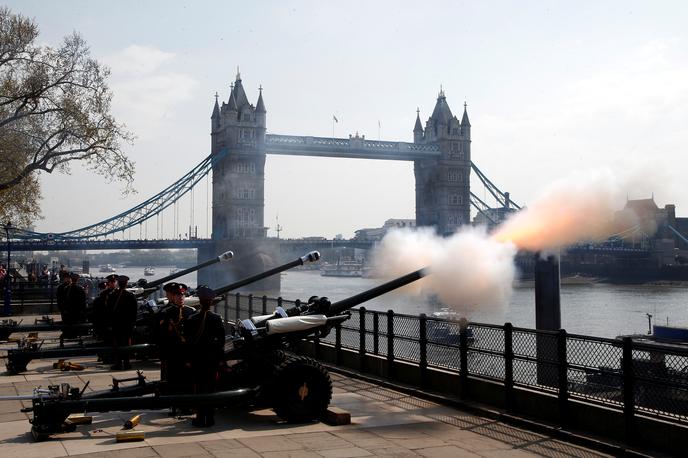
[
  {"left": 102, "top": 45, "right": 198, "bottom": 130},
  {"left": 477, "top": 38, "right": 687, "bottom": 211}
]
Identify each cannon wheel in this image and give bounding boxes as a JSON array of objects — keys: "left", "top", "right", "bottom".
[{"left": 272, "top": 356, "right": 332, "bottom": 423}]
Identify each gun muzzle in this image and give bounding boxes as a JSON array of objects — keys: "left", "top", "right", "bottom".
[
  {"left": 218, "top": 251, "right": 234, "bottom": 262},
  {"left": 300, "top": 250, "right": 321, "bottom": 264}
]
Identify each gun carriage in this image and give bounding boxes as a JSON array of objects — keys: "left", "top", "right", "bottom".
[{"left": 14, "top": 267, "right": 427, "bottom": 440}]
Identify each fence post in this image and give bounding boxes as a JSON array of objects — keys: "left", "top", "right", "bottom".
[
  {"left": 248, "top": 294, "right": 253, "bottom": 317},
  {"left": 235, "top": 293, "right": 241, "bottom": 320},
  {"left": 622, "top": 336, "right": 635, "bottom": 443},
  {"left": 223, "top": 295, "right": 229, "bottom": 322},
  {"left": 335, "top": 323, "right": 342, "bottom": 366},
  {"left": 459, "top": 325, "right": 469, "bottom": 399},
  {"left": 504, "top": 322, "right": 514, "bottom": 412},
  {"left": 262, "top": 295, "right": 267, "bottom": 314},
  {"left": 419, "top": 313, "right": 428, "bottom": 388},
  {"left": 387, "top": 310, "right": 395, "bottom": 379},
  {"left": 373, "top": 311, "right": 379, "bottom": 355},
  {"left": 557, "top": 329, "right": 568, "bottom": 425},
  {"left": 359, "top": 307, "right": 366, "bottom": 371}
]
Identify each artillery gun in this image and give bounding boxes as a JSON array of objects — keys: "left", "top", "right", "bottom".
[
  {"left": 0, "top": 251, "right": 235, "bottom": 342},
  {"left": 4, "top": 251, "right": 322, "bottom": 374},
  {"left": 15, "top": 267, "right": 427, "bottom": 440}
]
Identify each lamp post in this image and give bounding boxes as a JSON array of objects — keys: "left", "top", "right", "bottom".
[{"left": 3, "top": 221, "right": 11, "bottom": 316}]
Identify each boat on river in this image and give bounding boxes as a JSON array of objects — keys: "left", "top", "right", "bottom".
[
  {"left": 320, "top": 259, "right": 363, "bottom": 277},
  {"left": 98, "top": 264, "right": 116, "bottom": 273},
  {"left": 143, "top": 266, "right": 155, "bottom": 276}
]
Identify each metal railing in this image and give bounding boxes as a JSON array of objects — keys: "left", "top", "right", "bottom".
[{"left": 218, "top": 294, "right": 688, "bottom": 427}]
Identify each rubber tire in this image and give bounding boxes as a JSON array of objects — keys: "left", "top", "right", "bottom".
[{"left": 272, "top": 356, "right": 332, "bottom": 423}]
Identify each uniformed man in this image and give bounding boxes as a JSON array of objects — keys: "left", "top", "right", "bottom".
[
  {"left": 157, "top": 282, "right": 194, "bottom": 396},
  {"left": 66, "top": 272, "right": 87, "bottom": 324},
  {"left": 106, "top": 275, "right": 138, "bottom": 370},
  {"left": 184, "top": 285, "right": 225, "bottom": 427},
  {"left": 91, "top": 274, "right": 117, "bottom": 341},
  {"left": 55, "top": 271, "right": 71, "bottom": 319}
]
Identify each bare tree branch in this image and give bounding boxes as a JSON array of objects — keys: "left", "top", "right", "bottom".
[{"left": 0, "top": 7, "right": 134, "bottom": 223}]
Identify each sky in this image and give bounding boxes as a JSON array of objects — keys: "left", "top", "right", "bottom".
[{"left": 7, "top": 0, "right": 688, "bottom": 239}]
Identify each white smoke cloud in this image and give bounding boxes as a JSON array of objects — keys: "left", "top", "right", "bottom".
[{"left": 373, "top": 226, "right": 517, "bottom": 315}]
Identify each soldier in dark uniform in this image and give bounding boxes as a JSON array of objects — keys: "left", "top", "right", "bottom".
[
  {"left": 59, "top": 272, "right": 87, "bottom": 342},
  {"left": 106, "top": 275, "right": 138, "bottom": 370},
  {"left": 157, "top": 282, "right": 194, "bottom": 396},
  {"left": 184, "top": 285, "right": 225, "bottom": 427},
  {"left": 91, "top": 274, "right": 117, "bottom": 341},
  {"left": 67, "top": 272, "right": 87, "bottom": 322},
  {"left": 55, "top": 271, "right": 71, "bottom": 320}
]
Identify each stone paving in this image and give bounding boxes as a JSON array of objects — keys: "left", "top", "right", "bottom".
[{"left": 0, "top": 322, "right": 612, "bottom": 457}]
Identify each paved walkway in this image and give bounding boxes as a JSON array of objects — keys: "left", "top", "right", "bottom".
[{"left": 0, "top": 324, "right": 611, "bottom": 457}]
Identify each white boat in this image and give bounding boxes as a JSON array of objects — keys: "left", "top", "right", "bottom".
[
  {"left": 98, "top": 264, "right": 116, "bottom": 273},
  {"left": 320, "top": 259, "right": 363, "bottom": 277},
  {"left": 144, "top": 266, "right": 155, "bottom": 276}
]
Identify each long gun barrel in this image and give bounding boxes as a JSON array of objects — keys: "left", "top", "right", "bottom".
[
  {"left": 327, "top": 267, "right": 427, "bottom": 315},
  {"left": 142, "top": 250, "right": 234, "bottom": 289},
  {"left": 213, "top": 251, "right": 320, "bottom": 297}
]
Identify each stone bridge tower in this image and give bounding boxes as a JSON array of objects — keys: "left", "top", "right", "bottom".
[
  {"left": 199, "top": 70, "right": 278, "bottom": 290},
  {"left": 413, "top": 90, "right": 471, "bottom": 236}
]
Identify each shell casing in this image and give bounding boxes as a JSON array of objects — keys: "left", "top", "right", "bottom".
[
  {"left": 123, "top": 414, "right": 141, "bottom": 429},
  {"left": 116, "top": 430, "right": 145, "bottom": 442}
]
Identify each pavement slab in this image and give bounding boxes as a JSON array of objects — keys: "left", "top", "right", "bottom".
[{"left": 0, "top": 316, "right": 615, "bottom": 457}]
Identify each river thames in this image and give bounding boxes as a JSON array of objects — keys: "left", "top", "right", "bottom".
[{"left": 113, "top": 266, "right": 688, "bottom": 340}]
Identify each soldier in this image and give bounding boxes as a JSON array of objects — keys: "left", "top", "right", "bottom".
[
  {"left": 106, "top": 275, "right": 138, "bottom": 370},
  {"left": 184, "top": 285, "right": 225, "bottom": 427},
  {"left": 92, "top": 274, "right": 117, "bottom": 341},
  {"left": 157, "top": 282, "right": 194, "bottom": 397},
  {"left": 55, "top": 271, "right": 71, "bottom": 320},
  {"left": 66, "top": 272, "right": 87, "bottom": 324}
]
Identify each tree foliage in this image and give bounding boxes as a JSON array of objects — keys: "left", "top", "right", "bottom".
[{"left": 0, "top": 7, "right": 134, "bottom": 226}]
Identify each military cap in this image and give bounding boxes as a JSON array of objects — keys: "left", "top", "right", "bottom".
[
  {"left": 117, "top": 275, "right": 130, "bottom": 283},
  {"left": 106, "top": 274, "right": 118, "bottom": 281},
  {"left": 163, "top": 282, "right": 187, "bottom": 294},
  {"left": 196, "top": 285, "right": 215, "bottom": 301}
]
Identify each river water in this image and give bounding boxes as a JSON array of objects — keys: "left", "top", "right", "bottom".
[{"left": 100, "top": 266, "right": 688, "bottom": 339}]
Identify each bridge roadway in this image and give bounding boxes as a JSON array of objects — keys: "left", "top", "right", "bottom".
[{"left": 9, "top": 238, "right": 376, "bottom": 252}]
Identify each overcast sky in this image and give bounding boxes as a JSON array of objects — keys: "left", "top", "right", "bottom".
[{"left": 8, "top": 1, "right": 688, "bottom": 239}]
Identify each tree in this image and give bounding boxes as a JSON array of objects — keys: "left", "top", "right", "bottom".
[{"left": 0, "top": 7, "right": 134, "bottom": 227}]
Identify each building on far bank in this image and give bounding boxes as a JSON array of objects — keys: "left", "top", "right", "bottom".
[{"left": 354, "top": 219, "right": 416, "bottom": 241}]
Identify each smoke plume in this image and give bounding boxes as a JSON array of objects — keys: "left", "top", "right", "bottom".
[
  {"left": 373, "top": 165, "right": 667, "bottom": 315},
  {"left": 492, "top": 169, "right": 630, "bottom": 251},
  {"left": 372, "top": 226, "right": 517, "bottom": 314}
]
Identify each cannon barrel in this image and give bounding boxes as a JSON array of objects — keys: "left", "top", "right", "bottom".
[
  {"left": 142, "top": 250, "right": 234, "bottom": 289},
  {"left": 327, "top": 268, "right": 428, "bottom": 316},
  {"left": 213, "top": 251, "right": 320, "bottom": 297}
]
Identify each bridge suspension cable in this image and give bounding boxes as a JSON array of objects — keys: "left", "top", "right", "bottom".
[
  {"left": 471, "top": 162, "right": 521, "bottom": 210},
  {"left": 13, "top": 150, "right": 226, "bottom": 240}
]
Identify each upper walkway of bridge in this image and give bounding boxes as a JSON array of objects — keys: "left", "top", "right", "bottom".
[{"left": 265, "top": 134, "right": 440, "bottom": 160}]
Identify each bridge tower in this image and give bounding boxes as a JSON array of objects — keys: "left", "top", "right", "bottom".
[
  {"left": 200, "top": 70, "right": 279, "bottom": 289},
  {"left": 413, "top": 90, "right": 471, "bottom": 236}
]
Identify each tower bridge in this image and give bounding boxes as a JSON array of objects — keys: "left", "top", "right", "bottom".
[{"left": 9, "top": 69, "right": 520, "bottom": 289}]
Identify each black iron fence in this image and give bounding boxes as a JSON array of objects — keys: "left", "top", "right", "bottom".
[{"left": 216, "top": 293, "right": 688, "bottom": 427}]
